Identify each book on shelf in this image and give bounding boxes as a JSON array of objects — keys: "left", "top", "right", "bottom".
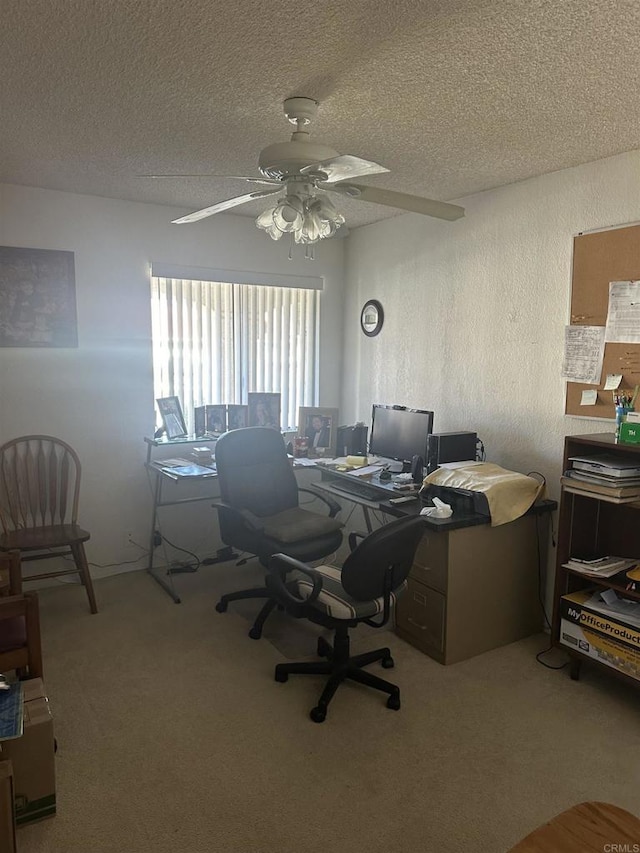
[
  {"left": 563, "top": 555, "right": 638, "bottom": 578},
  {"left": 561, "top": 483, "right": 640, "bottom": 504},
  {"left": 561, "top": 473, "right": 640, "bottom": 498}
]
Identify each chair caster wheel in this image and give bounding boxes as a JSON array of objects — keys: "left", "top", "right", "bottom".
[
  {"left": 215, "top": 600, "right": 228, "bottom": 613},
  {"left": 310, "top": 706, "right": 327, "bottom": 723},
  {"left": 275, "top": 668, "right": 288, "bottom": 683},
  {"left": 386, "top": 693, "right": 401, "bottom": 711},
  {"left": 248, "top": 627, "right": 262, "bottom": 640},
  {"left": 381, "top": 656, "right": 394, "bottom": 669}
]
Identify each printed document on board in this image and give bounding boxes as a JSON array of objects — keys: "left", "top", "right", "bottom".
[
  {"left": 561, "top": 325, "right": 606, "bottom": 384},
  {"left": 605, "top": 280, "right": 640, "bottom": 343}
]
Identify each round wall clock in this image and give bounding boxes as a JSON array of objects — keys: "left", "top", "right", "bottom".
[{"left": 360, "top": 300, "right": 384, "bottom": 337}]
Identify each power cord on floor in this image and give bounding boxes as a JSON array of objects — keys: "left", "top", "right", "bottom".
[{"left": 532, "top": 509, "right": 567, "bottom": 670}]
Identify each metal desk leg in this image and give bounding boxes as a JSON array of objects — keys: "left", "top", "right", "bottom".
[
  {"left": 362, "top": 505, "right": 375, "bottom": 533},
  {"left": 146, "top": 470, "right": 181, "bottom": 604}
]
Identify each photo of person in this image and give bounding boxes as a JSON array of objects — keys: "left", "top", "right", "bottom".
[
  {"left": 298, "top": 407, "right": 339, "bottom": 458},
  {"left": 306, "top": 414, "right": 331, "bottom": 451},
  {"left": 205, "top": 404, "right": 226, "bottom": 434},
  {"left": 248, "top": 393, "right": 281, "bottom": 430},
  {"left": 227, "top": 404, "right": 248, "bottom": 430},
  {"left": 156, "top": 396, "right": 188, "bottom": 438}
]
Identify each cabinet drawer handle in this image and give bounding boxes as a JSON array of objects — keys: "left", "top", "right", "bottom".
[{"left": 407, "top": 617, "right": 428, "bottom": 631}]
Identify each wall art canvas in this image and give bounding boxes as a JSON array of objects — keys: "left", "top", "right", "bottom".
[{"left": 0, "top": 246, "right": 78, "bottom": 347}]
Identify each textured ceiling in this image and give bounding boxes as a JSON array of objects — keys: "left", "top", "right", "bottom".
[{"left": 2, "top": 0, "right": 640, "bottom": 229}]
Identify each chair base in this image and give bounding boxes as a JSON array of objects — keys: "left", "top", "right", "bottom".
[
  {"left": 274, "top": 630, "right": 400, "bottom": 722},
  {"left": 215, "top": 587, "right": 275, "bottom": 639}
]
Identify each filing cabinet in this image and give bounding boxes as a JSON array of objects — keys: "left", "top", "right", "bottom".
[{"left": 395, "top": 514, "right": 545, "bottom": 664}]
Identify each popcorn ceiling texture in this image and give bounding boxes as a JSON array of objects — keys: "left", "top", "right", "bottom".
[{"left": 1, "top": 0, "right": 639, "bottom": 228}]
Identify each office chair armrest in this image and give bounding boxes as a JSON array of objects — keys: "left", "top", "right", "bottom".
[
  {"left": 298, "top": 487, "right": 342, "bottom": 518},
  {"left": 348, "top": 531, "right": 368, "bottom": 551},
  {"left": 267, "top": 553, "right": 324, "bottom": 607},
  {"left": 212, "top": 501, "right": 265, "bottom": 533}
]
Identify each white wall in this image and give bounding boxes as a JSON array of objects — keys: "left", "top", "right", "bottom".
[
  {"left": 342, "top": 149, "right": 640, "bottom": 502},
  {"left": 0, "top": 184, "right": 345, "bottom": 576}
]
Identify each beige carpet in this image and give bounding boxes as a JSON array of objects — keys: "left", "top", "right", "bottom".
[{"left": 14, "top": 563, "right": 640, "bottom": 853}]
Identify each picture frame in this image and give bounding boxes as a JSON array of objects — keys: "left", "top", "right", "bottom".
[
  {"left": 205, "top": 404, "right": 227, "bottom": 435},
  {"left": 248, "top": 393, "right": 281, "bottom": 430},
  {"left": 298, "top": 407, "right": 339, "bottom": 458},
  {"left": 0, "top": 245, "right": 78, "bottom": 348},
  {"left": 156, "top": 396, "right": 188, "bottom": 439},
  {"left": 227, "top": 404, "right": 248, "bottom": 430}
]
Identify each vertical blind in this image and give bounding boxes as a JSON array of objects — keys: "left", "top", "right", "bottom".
[{"left": 151, "top": 277, "right": 320, "bottom": 431}]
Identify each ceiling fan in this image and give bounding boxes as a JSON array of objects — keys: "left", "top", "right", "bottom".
[{"left": 149, "top": 97, "right": 465, "bottom": 252}]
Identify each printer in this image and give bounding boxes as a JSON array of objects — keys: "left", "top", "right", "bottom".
[{"left": 420, "top": 462, "right": 544, "bottom": 526}]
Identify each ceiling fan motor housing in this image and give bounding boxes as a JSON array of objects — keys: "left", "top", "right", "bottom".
[{"left": 258, "top": 140, "right": 339, "bottom": 180}]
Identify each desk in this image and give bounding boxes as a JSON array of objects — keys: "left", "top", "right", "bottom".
[
  {"left": 314, "top": 465, "right": 556, "bottom": 664},
  {"left": 145, "top": 436, "right": 223, "bottom": 604}
]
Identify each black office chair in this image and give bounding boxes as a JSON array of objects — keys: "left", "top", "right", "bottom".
[
  {"left": 266, "top": 514, "right": 426, "bottom": 722},
  {"left": 213, "top": 427, "right": 344, "bottom": 639}
]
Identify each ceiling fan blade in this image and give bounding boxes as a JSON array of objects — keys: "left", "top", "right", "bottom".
[
  {"left": 142, "top": 174, "right": 280, "bottom": 186},
  {"left": 326, "top": 183, "right": 465, "bottom": 221},
  {"left": 171, "top": 188, "right": 281, "bottom": 224},
  {"left": 300, "top": 155, "right": 389, "bottom": 183}
]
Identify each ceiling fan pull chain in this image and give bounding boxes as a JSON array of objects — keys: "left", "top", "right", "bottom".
[{"left": 288, "top": 234, "right": 294, "bottom": 261}]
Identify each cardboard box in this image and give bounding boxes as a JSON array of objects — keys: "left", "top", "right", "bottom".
[
  {"left": 560, "top": 618, "right": 640, "bottom": 681},
  {"left": 560, "top": 590, "right": 640, "bottom": 653},
  {"left": 0, "top": 760, "right": 17, "bottom": 853},
  {"left": 0, "top": 678, "right": 55, "bottom": 825}
]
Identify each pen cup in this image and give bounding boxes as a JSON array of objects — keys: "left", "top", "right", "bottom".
[{"left": 615, "top": 405, "right": 634, "bottom": 442}]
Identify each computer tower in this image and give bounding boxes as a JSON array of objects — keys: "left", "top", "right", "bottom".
[
  {"left": 426, "top": 431, "right": 477, "bottom": 474},
  {"left": 336, "top": 424, "right": 368, "bottom": 457}
]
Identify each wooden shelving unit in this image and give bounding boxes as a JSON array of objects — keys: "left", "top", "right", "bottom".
[{"left": 552, "top": 433, "right": 640, "bottom": 684}]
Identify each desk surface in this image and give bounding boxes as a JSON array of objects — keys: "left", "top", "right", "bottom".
[{"left": 317, "top": 466, "right": 556, "bottom": 530}]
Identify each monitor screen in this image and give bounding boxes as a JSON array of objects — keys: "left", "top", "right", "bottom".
[{"left": 369, "top": 405, "right": 434, "bottom": 464}]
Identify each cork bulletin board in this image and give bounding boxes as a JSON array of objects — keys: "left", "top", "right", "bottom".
[{"left": 565, "top": 222, "right": 640, "bottom": 418}]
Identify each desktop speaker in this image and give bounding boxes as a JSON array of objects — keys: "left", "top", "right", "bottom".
[
  {"left": 426, "top": 431, "right": 478, "bottom": 474},
  {"left": 410, "top": 454, "right": 424, "bottom": 483},
  {"left": 336, "top": 424, "right": 368, "bottom": 457}
]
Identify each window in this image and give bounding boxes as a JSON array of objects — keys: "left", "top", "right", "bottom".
[{"left": 150, "top": 275, "right": 320, "bottom": 432}]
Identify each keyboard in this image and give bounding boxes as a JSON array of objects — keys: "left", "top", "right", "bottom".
[{"left": 324, "top": 477, "right": 390, "bottom": 502}]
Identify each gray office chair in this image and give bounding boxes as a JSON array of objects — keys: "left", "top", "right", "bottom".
[
  {"left": 266, "top": 514, "right": 426, "bottom": 722},
  {"left": 213, "top": 427, "right": 344, "bottom": 639}
]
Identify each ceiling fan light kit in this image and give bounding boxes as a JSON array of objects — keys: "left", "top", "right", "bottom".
[{"left": 167, "top": 96, "right": 465, "bottom": 258}]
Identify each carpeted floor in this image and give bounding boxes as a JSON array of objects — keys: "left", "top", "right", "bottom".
[{"left": 14, "top": 562, "right": 640, "bottom": 853}]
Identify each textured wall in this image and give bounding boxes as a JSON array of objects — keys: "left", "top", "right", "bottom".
[
  {"left": 0, "top": 184, "right": 345, "bottom": 573},
  {"left": 342, "top": 149, "right": 640, "bottom": 500}
]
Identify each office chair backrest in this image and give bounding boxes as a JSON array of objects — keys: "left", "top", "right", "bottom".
[
  {"left": 340, "top": 515, "right": 425, "bottom": 601},
  {"left": 0, "top": 435, "right": 82, "bottom": 534},
  {"left": 215, "top": 427, "right": 299, "bottom": 517}
]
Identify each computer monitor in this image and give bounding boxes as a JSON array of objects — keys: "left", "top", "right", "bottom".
[{"left": 369, "top": 404, "right": 434, "bottom": 466}]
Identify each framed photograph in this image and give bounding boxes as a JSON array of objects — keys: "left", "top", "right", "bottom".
[
  {"left": 0, "top": 246, "right": 78, "bottom": 347},
  {"left": 205, "top": 404, "right": 227, "bottom": 434},
  {"left": 248, "top": 393, "right": 281, "bottom": 430},
  {"left": 156, "top": 396, "right": 188, "bottom": 439},
  {"left": 298, "top": 407, "right": 339, "bottom": 457},
  {"left": 227, "top": 404, "right": 248, "bottom": 430},
  {"left": 194, "top": 406, "right": 206, "bottom": 438}
]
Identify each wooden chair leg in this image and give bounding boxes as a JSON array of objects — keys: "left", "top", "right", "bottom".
[
  {"left": 70, "top": 542, "right": 98, "bottom": 614},
  {"left": 24, "top": 592, "right": 44, "bottom": 678}
]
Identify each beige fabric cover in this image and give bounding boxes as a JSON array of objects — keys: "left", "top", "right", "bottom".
[{"left": 422, "top": 462, "right": 544, "bottom": 526}]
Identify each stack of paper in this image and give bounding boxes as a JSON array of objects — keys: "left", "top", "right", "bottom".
[{"left": 563, "top": 555, "right": 638, "bottom": 578}]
